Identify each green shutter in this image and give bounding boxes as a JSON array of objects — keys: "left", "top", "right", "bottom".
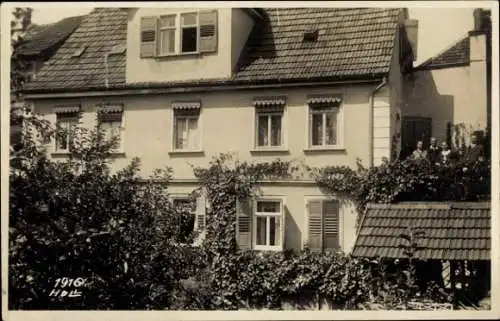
[
  {"left": 236, "top": 198, "right": 252, "bottom": 250},
  {"left": 199, "top": 10, "right": 218, "bottom": 53},
  {"left": 307, "top": 200, "right": 323, "bottom": 252},
  {"left": 140, "top": 16, "right": 157, "bottom": 58},
  {"left": 323, "top": 200, "right": 340, "bottom": 250}
]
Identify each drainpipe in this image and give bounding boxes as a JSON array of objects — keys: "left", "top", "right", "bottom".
[{"left": 369, "top": 77, "right": 388, "bottom": 168}]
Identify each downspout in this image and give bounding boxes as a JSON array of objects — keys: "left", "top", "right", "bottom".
[{"left": 369, "top": 77, "right": 388, "bottom": 168}]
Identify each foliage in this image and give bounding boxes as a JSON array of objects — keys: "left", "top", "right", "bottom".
[
  {"left": 313, "top": 157, "right": 490, "bottom": 216},
  {"left": 11, "top": 7, "right": 33, "bottom": 100},
  {"left": 9, "top": 114, "right": 198, "bottom": 309}
]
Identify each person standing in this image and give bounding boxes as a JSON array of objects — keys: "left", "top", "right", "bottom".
[
  {"left": 439, "top": 141, "right": 452, "bottom": 166},
  {"left": 411, "top": 141, "right": 428, "bottom": 162},
  {"left": 428, "top": 137, "right": 441, "bottom": 165}
]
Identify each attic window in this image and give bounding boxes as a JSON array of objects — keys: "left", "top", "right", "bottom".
[
  {"left": 72, "top": 45, "right": 87, "bottom": 57},
  {"left": 303, "top": 29, "right": 319, "bottom": 42}
]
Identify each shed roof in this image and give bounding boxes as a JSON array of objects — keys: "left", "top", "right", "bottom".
[
  {"left": 23, "top": 7, "right": 403, "bottom": 93},
  {"left": 352, "top": 202, "right": 491, "bottom": 261},
  {"left": 416, "top": 36, "right": 470, "bottom": 70}
]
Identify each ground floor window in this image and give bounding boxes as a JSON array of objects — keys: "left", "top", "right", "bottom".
[{"left": 253, "top": 199, "right": 283, "bottom": 251}]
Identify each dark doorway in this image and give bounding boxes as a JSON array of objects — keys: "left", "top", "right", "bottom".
[{"left": 401, "top": 116, "right": 432, "bottom": 159}]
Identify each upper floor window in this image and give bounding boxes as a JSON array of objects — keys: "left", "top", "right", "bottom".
[
  {"left": 172, "top": 101, "right": 201, "bottom": 151},
  {"left": 97, "top": 104, "right": 124, "bottom": 152},
  {"left": 54, "top": 105, "right": 80, "bottom": 152},
  {"left": 307, "top": 94, "right": 343, "bottom": 149},
  {"left": 253, "top": 96, "right": 286, "bottom": 150},
  {"left": 140, "top": 10, "right": 218, "bottom": 58}
]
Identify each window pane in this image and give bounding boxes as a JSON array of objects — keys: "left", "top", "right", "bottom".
[
  {"left": 187, "top": 117, "right": 199, "bottom": 149},
  {"left": 311, "top": 113, "right": 323, "bottom": 146},
  {"left": 181, "top": 27, "right": 197, "bottom": 52},
  {"left": 181, "top": 13, "right": 197, "bottom": 25},
  {"left": 325, "top": 111, "right": 337, "bottom": 145},
  {"left": 269, "top": 216, "right": 280, "bottom": 246},
  {"left": 160, "top": 29, "right": 175, "bottom": 54},
  {"left": 270, "top": 115, "right": 282, "bottom": 146},
  {"left": 56, "top": 121, "right": 68, "bottom": 150},
  {"left": 257, "top": 201, "right": 280, "bottom": 213},
  {"left": 256, "top": 216, "right": 267, "bottom": 246},
  {"left": 175, "top": 118, "right": 187, "bottom": 149},
  {"left": 160, "top": 15, "right": 176, "bottom": 27},
  {"left": 257, "top": 115, "right": 269, "bottom": 146}
]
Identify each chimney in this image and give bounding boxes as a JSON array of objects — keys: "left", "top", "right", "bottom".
[
  {"left": 404, "top": 20, "right": 418, "bottom": 61},
  {"left": 473, "top": 8, "right": 484, "bottom": 32}
]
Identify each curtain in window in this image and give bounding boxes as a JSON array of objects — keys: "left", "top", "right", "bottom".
[
  {"left": 311, "top": 113, "right": 323, "bottom": 145},
  {"left": 187, "top": 118, "right": 199, "bottom": 149},
  {"left": 258, "top": 115, "right": 269, "bottom": 146},
  {"left": 270, "top": 115, "right": 282, "bottom": 146}
]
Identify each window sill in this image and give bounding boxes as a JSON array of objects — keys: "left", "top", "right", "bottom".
[
  {"left": 155, "top": 51, "right": 201, "bottom": 59},
  {"left": 250, "top": 147, "right": 290, "bottom": 154},
  {"left": 303, "top": 146, "right": 346, "bottom": 153},
  {"left": 169, "top": 149, "right": 204, "bottom": 156},
  {"left": 253, "top": 246, "right": 283, "bottom": 252},
  {"left": 51, "top": 151, "right": 71, "bottom": 156}
]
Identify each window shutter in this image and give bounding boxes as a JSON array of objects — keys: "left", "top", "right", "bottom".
[
  {"left": 199, "top": 10, "right": 218, "bottom": 53},
  {"left": 323, "top": 200, "right": 340, "bottom": 250},
  {"left": 195, "top": 195, "right": 206, "bottom": 233},
  {"left": 236, "top": 198, "right": 252, "bottom": 250},
  {"left": 307, "top": 200, "right": 323, "bottom": 252},
  {"left": 140, "top": 16, "right": 157, "bottom": 58}
]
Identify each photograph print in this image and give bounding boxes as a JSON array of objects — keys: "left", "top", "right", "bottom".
[{"left": 5, "top": 1, "right": 495, "bottom": 312}]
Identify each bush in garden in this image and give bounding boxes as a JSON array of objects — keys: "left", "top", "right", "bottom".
[{"left": 9, "top": 112, "right": 198, "bottom": 309}]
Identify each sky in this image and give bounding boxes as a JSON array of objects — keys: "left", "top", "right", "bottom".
[{"left": 28, "top": 5, "right": 477, "bottom": 66}]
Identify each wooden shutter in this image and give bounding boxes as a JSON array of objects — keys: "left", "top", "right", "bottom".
[
  {"left": 323, "top": 200, "right": 340, "bottom": 250},
  {"left": 195, "top": 195, "right": 206, "bottom": 233},
  {"left": 140, "top": 16, "right": 157, "bottom": 58},
  {"left": 307, "top": 200, "right": 323, "bottom": 252},
  {"left": 199, "top": 10, "right": 218, "bottom": 53},
  {"left": 236, "top": 198, "right": 252, "bottom": 250}
]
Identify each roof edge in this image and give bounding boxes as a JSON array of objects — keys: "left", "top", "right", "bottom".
[
  {"left": 366, "top": 201, "right": 490, "bottom": 210},
  {"left": 22, "top": 76, "right": 385, "bottom": 99}
]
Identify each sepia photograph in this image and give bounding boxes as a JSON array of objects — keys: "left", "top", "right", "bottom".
[{"left": 1, "top": 0, "right": 498, "bottom": 318}]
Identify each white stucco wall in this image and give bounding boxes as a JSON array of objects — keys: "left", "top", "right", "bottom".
[
  {"left": 33, "top": 85, "right": 374, "bottom": 178},
  {"left": 231, "top": 9, "right": 254, "bottom": 71}
]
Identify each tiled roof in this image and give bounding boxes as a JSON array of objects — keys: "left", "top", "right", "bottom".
[
  {"left": 24, "top": 7, "right": 402, "bottom": 93},
  {"left": 234, "top": 8, "right": 401, "bottom": 81},
  {"left": 352, "top": 202, "right": 490, "bottom": 261},
  {"left": 17, "top": 15, "right": 85, "bottom": 56},
  {"left": 416, "top": 36, "right": 470, "bottom": 70}
]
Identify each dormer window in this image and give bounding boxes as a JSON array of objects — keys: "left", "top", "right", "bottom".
[{"left": 140, "top": 10, "right": 218, "bottom": 58}]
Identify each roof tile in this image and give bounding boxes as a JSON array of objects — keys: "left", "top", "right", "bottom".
[
  {"left": 24, "top": 7, "right": 402, "bottom": 93},
  {"left": 353, "top": 202, "right": 491, "bottom": 260},
  {"left": 417, "top": 36, "right": 470, "bottom": 70}
]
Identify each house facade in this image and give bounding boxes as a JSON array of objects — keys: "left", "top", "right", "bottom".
[
  {"left": 401, "top": 9, "right": 491, "bottom": 156},
  {"left": 22, "top": 7, "right": 416, "bottom": 253}
]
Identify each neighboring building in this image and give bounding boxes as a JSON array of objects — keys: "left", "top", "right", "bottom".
[
  {"left": 401, "top": 9, "right": 491, "bottom": 156},
  {"left": 352, "top": 202, "right": 491, "bottom": 305},
  {"left": 11, "top": 14, "right": 85, "bottom": 146},
  {"left": 22, "top": 8, "right": 417, "bottom": 253}
]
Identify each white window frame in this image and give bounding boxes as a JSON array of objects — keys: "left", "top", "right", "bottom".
[
  {"left": 171, "top": 110, "right": 202, "bottom": 153},
  {"left": 156, "top": 11, "right": 200, "bottom": 56},
  {"left": 99, "top": 117, "right": 124, "bottom": 153},
  {"left": 54, "top": 115, "right": 78, "bottom": 153},
  {"left": 254, "top": 111, "right": 284, "bottom": 149},
  {"left": 303, "top": 196, "right": 343, "bottom": 251},
  {"left": 180, "top": 12, "right": 200, "bottom": 54},
  {"left": 306, "top": 98, "right": 344, "bottom": 150},
  {"left": 158, "top": 14, "right": 177, "bottom": 55},
  {"left": 253, "top": 198, "right": 285, "bottom": 251}
]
